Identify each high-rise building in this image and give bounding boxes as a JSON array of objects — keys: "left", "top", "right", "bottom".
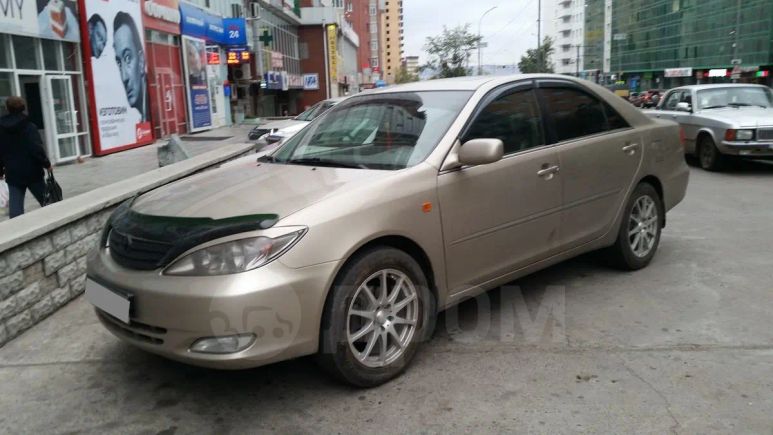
[
  {"left": 350, "top": 0, "right": 384, "bottom": 87},
  {"left": 403, "top": 55, "right": 419, "bottom": 76},
  {"left": 380, "top": 0, "right": 404, "bottom": 84},
  {"left": 549, "top": 0, "right": 585, "bottom": 75},
  {"left": 584, "top": 0, "right": 773, "bottom": 88}
]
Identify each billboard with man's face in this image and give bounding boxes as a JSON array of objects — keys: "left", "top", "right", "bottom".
[
  {"left": 182, "top": 35, "right": 212, "bottom": 131},
  {"left": 82, "top": 0, "right": 153, "bottom": 155}
]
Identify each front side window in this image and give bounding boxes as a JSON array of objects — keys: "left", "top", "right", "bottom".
[
  {"left": 271, "top": 91, "right": 472, "bottom": 170},
  {"left": 463, "top": 88, "right": 544, "bottom": 155},
  {"left": 663, "top": 91, "right": 682, "bottom": 110},
  {"left": 295, "top": 102, "right": 324, "bottom": 121},
  {"left": 538, "top": 87, "right": 610, "bottom": 142},
  {"left": 697, "top": 87, "right": 773, "bottom": 110}
]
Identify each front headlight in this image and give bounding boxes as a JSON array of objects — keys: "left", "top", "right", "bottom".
[
  {"left": 164, "top": 229, "right": 306, "bottom": 276},
  {"left": 736, "top": 129, "right": 754, "bottom": 141}
]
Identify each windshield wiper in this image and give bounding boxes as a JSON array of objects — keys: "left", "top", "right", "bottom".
[
  {"left": 702, "top": 105, "right": 728, "bottom": 110},
  {"left": 287, "top": 157, "right": 367, "bottom": 169}
]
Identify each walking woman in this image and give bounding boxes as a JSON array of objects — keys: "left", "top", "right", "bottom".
[{"left": 0, "top": 96, "right": 52, "bottom": 219}]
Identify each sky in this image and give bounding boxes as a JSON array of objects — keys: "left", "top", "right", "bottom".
[{"left": 402, "top": 0, "right": 545, "bottom": 69}]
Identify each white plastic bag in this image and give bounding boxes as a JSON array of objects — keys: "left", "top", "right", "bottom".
[{"left": 0, "top": 179, "right": 8, "bottom": 215}]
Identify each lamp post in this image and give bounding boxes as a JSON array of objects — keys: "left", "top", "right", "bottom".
[{"left": 478, "top": 6, "right": 497, "bottom": 75}]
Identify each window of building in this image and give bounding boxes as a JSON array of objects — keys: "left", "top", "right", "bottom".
[
  {"left": 13, "top": 36, "right": 39, "bottom": 70},
  {"left": 464, "top": 89, "right": 544, "bottom": 155}
]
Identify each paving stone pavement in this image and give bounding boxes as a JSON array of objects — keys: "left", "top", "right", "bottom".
[{"left": 1, "top": 125, "right": 254, "bottom": 223}]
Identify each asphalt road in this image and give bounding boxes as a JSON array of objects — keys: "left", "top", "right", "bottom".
[{"left": 1, "top": 160, "right": 772, "bottom": 434}]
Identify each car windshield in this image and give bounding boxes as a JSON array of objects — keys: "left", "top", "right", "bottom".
[
  {"left": 697, "top": 87, "right": 773, "bottom": 110},
  {"left": 269, "top": 91, "right": 472, "bottom": 170}
]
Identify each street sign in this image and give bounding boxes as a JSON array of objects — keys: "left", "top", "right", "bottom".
[{"left": 613, "top": 33, "right": 627, "bottom": 41}]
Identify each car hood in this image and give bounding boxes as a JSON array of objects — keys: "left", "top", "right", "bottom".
[
  {"left": 132, "top": 158, "right": 392, "bottom": 220},
  {"left": 256, "top": 119, "right": 306, "bottom": 131},
  {"left": 697, "top": 107, "right": 773, "bottom": 127}
]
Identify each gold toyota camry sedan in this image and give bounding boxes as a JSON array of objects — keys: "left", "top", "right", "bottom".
[{"left": 87, "top": 75, "right": 689, "bottom": 386}]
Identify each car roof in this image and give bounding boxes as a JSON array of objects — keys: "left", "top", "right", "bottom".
[
  {"left": 364, "top": 74, "right": 592, "bottom": 93},
  {"left": 670, "top": 84, "right": 770, "bottom": 92}
]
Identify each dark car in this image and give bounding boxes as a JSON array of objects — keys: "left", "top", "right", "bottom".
[
  {"left": 641, "top": 89, "right": 664, "bottom": 108},
  {"left": 628, "top": 92, "right": 643, "bottom": 107}
]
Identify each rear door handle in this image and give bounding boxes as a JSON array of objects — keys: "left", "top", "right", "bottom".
[
  {"left": 622, "top": 143, "right": 640, "bottom": 155},
  {"left": 537, "top": 165, "right": 560, "bottom": 179}
]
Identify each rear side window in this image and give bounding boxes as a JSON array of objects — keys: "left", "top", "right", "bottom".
[
  {"left": 464, "top": 88, "right": 544, "bottom": 155},
  {"left": 538, "top": 87, "right": 610, "bottom": 142}
]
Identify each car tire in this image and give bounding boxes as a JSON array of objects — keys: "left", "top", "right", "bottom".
[
  {"left": 317, "top": 247, "right": 436, "bottom": 387},
  {"left": 697, "top": 135, "right": 726, "bottom": 171},
  {"left": 607, "top": 183, "right": 664, "bottom": 271}
]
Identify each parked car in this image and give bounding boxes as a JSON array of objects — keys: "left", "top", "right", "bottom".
[
  {"left": 641, "top": 89, "right": 664, "bottom": 108},
  {"left": 645, "top": 84, "right": 773, "bottom": 171},
  {"left": 628, "top": 92, "right": 643, "bottom": 107},
  {"left": 247, "top": 98, "right": 343, "bottom": 141},
  {"left": 86, "top": 75, "right": 689, "bottom": 387}
]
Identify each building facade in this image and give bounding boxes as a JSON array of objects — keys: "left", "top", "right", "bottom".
[
  {"left": 380, "top": 0, "right": 403, "bottom": 84},
  {"left": 0, "top": 1, "right": 91, "bottom": 164},
  {"left": 550, "top": 0, "right": 585, "bottom": 75},
  {"left": 403, "top": 55, "right": 419, "bottom": 76}
]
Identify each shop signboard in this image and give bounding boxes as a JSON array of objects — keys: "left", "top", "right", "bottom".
[
  {"left": 327, "top": 24, "right": 338, "bottom": 82},
  {"left": 82, "top": 0, "right": 153, "bottom": 155},
  {"left": 664, "top": 67, "right": 693, "bottom": 78},
  {"left": 141, "top": 0, "right": 180, "bottom": 34},
  {"left": 1, "top": 0, "right": 80, "bottom": 42},
  {"left": 182, "top": 35, "right": 212, "bottom": 131},
  {"left": 303, "top": 73, "right": 319, "bottom": 90}
]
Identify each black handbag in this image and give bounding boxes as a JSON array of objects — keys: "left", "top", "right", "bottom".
[{"left": 43, "top": 169, "right": 63, "bottom": 205}]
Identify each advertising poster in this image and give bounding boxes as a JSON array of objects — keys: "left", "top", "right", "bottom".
[
  {"left": 182, "top": 35, "right": 212, "bottom": 131},
  {"left": 82, "top": 0, "right": 153, "bottom": 155},
  {"left": 1, "top": 0, "right": 80, "bottom": 42}
]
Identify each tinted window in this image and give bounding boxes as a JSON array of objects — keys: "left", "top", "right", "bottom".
[
  {"left": 464, "top": 89, "right": 544, "bottom": 155},
  {"left": 539, "top": 87, "right": 608, "bottom": 142},
  {"left": 605, "top": 103, "right": 629, "bottom": 130}
]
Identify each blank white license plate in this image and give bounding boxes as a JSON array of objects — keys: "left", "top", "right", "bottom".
[{"left": 86, "top": 279, "right": 131, "bottom": 324}]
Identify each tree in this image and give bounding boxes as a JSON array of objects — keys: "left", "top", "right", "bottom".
[
  {"left": 420, "top": 25, "right": 482, "bottom": 79},
  {"left": 517, "top": 37, "right": 555, "bottom": 74},
  {"left": 395, "top": 65, "right": 419, "bottom": 84}
]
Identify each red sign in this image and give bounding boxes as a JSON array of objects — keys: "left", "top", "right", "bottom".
[
  {"left": 142, "top": 0, "right": 181, "bottom": 35},
  {"left": 207, "top": 51, "right": 220, "bottom": 65}
]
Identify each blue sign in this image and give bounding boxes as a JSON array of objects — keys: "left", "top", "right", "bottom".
[
  {"left": 303, "top": 73, "right": 319, "bottom": 90},
  {"left": 375, "top": 80, "right": 387, "bottom": 88},
  {"left": 223, "top": 18, "right": 247, "bottom": 46},
  {"left": 190, "top": 85, "right": 212, "bottom": 129},
  {"left": 179, "top": 2, "right": 227, "bottom": 44}
]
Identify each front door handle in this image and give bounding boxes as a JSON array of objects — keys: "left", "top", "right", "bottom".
[
  {"left": 622, "top": 143, "right": 640, "bottom": 155},
  {"left": 537, "top": 165, "right": 560, "bottom": 180}
]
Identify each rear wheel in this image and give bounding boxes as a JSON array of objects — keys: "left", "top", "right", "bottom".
[
  {"left": 317, "top": 247, "right": 436, "bottom": 387},
  {"left": 607, "top": 183, "right": 664, "bottom": 270},
  {"left": 698, "top": 135, "right": 726, "bottom": 171}
]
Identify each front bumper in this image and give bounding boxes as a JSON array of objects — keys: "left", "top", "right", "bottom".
[
  {"left": 719, "top": 141, "right": 773, "bottom": 157},
  {"left": 87, "top": 248, "right": 339, "bottom": 369}
]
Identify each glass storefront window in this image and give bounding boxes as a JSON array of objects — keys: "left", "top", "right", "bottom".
[
  {"left": 0, "top": 72, "right": 13, "bottom": 116},
  {"left": 13, "top": 36, "right": 40, "bottom": 70},
  {"left": 42, "top": 39, "right": 62, "bottom": 71},
  {"left": 63, "top": 42, "right": 80, "bottom": 71},
  {"left": 0, "top": 35, "right": 10, "bottom": 69}
]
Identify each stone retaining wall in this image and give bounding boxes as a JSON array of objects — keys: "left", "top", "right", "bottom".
[{"left": 0, "top": 143, "right": 254, "bottom": 347}]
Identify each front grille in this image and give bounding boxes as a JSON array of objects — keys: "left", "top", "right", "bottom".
[
  {"left": 757, "top": 129, "right": 773, "bottom": 141},
  {"left": 97, "top": 310, "right": 166, "bottom": 345},
  {"left": 109, "top": 228, "right": 172, "bottom": 271}
]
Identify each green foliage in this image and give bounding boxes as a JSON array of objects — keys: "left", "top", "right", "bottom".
[
  {"left": 395, "top": 65, "right": 419, "bottom": 83},
  {"left": 517, "top": 37, "right": 556, "bottom": 73},
  {"left": 421, "top": 25, "right": 483, "bottom": 79}
]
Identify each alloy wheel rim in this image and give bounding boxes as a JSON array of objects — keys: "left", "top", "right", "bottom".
[
  {"left": 346, "top": 269, "right": 419, "bottom": 368},
  {"left": 628, "top": 195, "right": 659, "bottom": 258}
]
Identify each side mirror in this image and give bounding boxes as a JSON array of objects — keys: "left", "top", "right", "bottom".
[
  {"left": 458, "top": 138, "right": 504, "bottom": 166},
  {"left": 676, "top": 102, "right": 692, "bottom": 112}
]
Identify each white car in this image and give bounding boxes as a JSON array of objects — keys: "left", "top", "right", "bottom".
[{"left": 249, "top": 98, "right": 345, "bottom": 147}]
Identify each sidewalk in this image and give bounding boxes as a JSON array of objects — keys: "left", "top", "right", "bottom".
[{"left": 2, "top": 124, "right": 253, "bottom": 222}]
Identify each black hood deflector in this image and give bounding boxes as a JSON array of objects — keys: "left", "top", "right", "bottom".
[{"left": 105, "top": 198, "right": 279, "bottom": 270}]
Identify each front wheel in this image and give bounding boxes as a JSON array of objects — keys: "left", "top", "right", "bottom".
[
  {"left": 607, "top": 183, "right": 664, "bottom": 270},
  {"left": 698, "top": 135, "right": 726, "bottom": 171},
  {"left": 317, "top": 247, "right": 436, "bottom": 387}
]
